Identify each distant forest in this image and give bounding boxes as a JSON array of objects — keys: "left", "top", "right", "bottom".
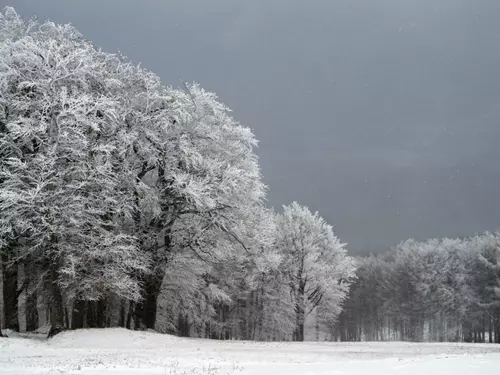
[{"left": 0, "top": 8, "right": 499, "bottom": 343}]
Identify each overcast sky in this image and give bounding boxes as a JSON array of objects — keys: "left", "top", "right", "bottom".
[{"left": 5, "top": 0, "right": 500, "bottom": 254}]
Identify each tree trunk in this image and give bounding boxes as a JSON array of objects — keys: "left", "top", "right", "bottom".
[
  {"left": 495, "top": 310, "right": 500, "bottom": 344},
  {"left": 0, "top": 259, "right": 4, "bottom": 333},
  {"left": 86, "top": 301, "right": 97, "bottom": 328},
  {"left": 126, "top": 301, "right": 134, "bottom": 330},
  {"left": 119, "top": 300, "right": 126, "bottom": 327},
  {"left": 257, "top": 290, "right": 264, "bottom": 340},
  {"left": 339, "top": 311, "right": 347, "bottom": 342},
  {"left": 135, "top": 275, "right": 162, "bottom": 330},
  {"left": 249, "top": 291, "right": 255, "bottom": 340},
  {"left": 37, "top": 291, "right": 48, "bottom": 329},
  {"left": 47, "top": 268, "right": 64, "bottom": 337},
  {"left": 178, "top": 313, "right": 190, "bottom": 337},
  {"left": 205, "top": 321, "right": 210, "bottom": 339},
  {"left": 224, "top": 305, "right": 230, "bottom": 340},
  {"left": 26, "top": 291, "right": 38, "bottom": 332},
  {"left": 97, "top": 299, "right": 106, "bottom": 328},
  {"left": 72, "top": 300, "right": 85, "bottom": 329},
  {"left": 294, "top": 280, "right": 306, "bottom": 342},
  {"left": 64, "top": 305, "right": 70, "bottom": 330},
  {"left": 238, "top": 299, "right": 247, "bottom": 340},
  {"left": 3, "top": 258, "right": 18, "bottom": 330},
  {"left": 315, "top": 308, "right": 320, "bottom": 341},
  {"left": 488, "top": 315, "right": 493, "bottom": 343},
  {"left": 17, "top": 263, "right": 27, "bottom": 333}
]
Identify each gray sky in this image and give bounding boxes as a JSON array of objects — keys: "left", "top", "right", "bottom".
[{"left": 5, "top": 0, "right": 500, "bottom": 254}]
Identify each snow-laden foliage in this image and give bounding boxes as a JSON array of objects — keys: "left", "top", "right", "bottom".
[
  {"left": 274, "top": 202, "right": 356, "bottom": 341},
  {"left": 0, "top": 9, "right": 149, "bottom": 304},
  {"left": 0, "top": 7, "right": 358, "bottom": 340},
  {"left": 1, "top": 7, "right": 498, "bottom": 344},
  {"left": 338, "top": 234, "right": 500, "bottom": 343}
]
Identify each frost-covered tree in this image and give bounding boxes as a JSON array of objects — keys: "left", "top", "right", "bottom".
[
  {"left": 337, "top": 255, "right": 388, "bottom": 341},
  {"left": 120, "top": 81, "right": 267, "bottom": 329},
  {"left": 470, "top": 232, "right": 500, "bottom": 343},
  {"left": 0, "top": 8, "right": 151, "bottom": 329},
  {"left": 379, "top": 238, "right": 475, "bottom": 342},
  {"left": 222, "top": 209, "right": 295, "bottom": 341},
  {"left": 338, "top": 233, "right": 500, "bottom": 344},
  {"left": 245, "top": 245, "right": 295, "bottom": 341},
  {"left": 155, "top": 205, "right": 277, "bottom": 339},
  {"left": 1, "top": 7, "right": 361, "bottom": 341},
  {"left": 274, "top": 202, "right": 355, "bottom": 341},
  {"left": 0, "top": 7, "right": 268, "bottom": 332}
]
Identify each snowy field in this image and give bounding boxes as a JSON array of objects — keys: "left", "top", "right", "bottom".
[{"left": 1, "top": 329, "right": 500, "bottom": 375}]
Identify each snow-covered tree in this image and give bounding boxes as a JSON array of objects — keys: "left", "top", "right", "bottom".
[
  {"left": 469, "top": 232, "right": 500, "bottom": 342},
  {"left": 337, "top": 255, "right": 389, "bottom": 341},
  {"left": 0, "top": 7, "right": 270, "bottom": 333},
  {"left": 0, "top": 8, "right": 151, "bottom": 329},
  {"left": 118, "top": 80, "right": 268, "bottom": 329},
  {"left": 338, "top": 233, "right": 500, "bottom": 343},
  {"left": 2, "top": 7, "right": 363, "bottom": 342},
  {"left": 274, "top": 202, "right": 355, "bottom": 341}
]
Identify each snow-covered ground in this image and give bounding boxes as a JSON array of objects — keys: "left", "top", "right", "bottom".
[{"left": 1, "top": 329, "right": 499, "bottom": 375}]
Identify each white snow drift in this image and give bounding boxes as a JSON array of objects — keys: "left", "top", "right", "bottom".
[{"left": 1, "top": 328, "right": 500, "bottom": 375}]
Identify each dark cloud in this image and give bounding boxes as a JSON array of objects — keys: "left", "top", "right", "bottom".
[{"left": 5, "top": 0, "right": 500, "bottom": 253}]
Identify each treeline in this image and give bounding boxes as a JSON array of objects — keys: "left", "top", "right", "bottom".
[
  {"left": 1, "top": 8, "right": 499, "bottom": 345},
  {"left": 0, "top": 8, "right": 355, "bottom": 341},
  {"left": 336, "top": 234, "right": 500, "bottom": 343}
]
